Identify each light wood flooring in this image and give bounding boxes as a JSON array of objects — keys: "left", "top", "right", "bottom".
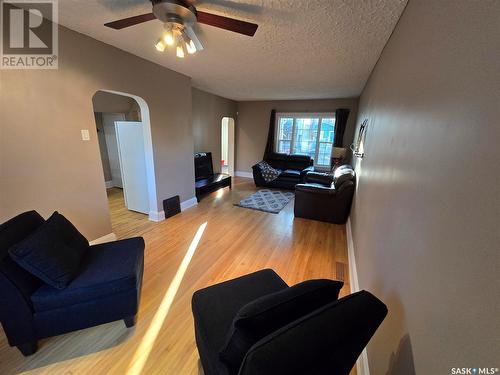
[{"left": 0, "top": 178, "right": 352, "bottom": 375}]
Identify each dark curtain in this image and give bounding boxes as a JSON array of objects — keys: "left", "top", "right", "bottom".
[
  {"left": 334, "top": 108, "right": 350, "bottom": 147},
  {"left": 263, "top": 109, "right": 277, "bottom": 159}
]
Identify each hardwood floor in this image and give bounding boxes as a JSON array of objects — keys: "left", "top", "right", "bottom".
[
  {"left": 0, "top": 178, "right": 353, "bottom": 375},
  {"left": 106, "top": 187, "right": 155, "bottom": 239}
]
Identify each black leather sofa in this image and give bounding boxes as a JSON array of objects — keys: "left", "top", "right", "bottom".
[
  {"left": 252, "top": 153, "right": 313, "bottom": 189},
  {"left": 192, "top": 269, "right": 387, "bottom": 375},
  {"left": 294, "top": 165, "right": 356, "bottom": 224},
  {"left": 0, "top": 211, "right": 144, "bottom": 355}
]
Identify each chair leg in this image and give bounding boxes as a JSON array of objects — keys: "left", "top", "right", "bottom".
[
  {"left": 124, "top": 315, "right": 137, "bottom": 328},
  {"left": 17, "top": 341, "right": 38, "bottom": 356}
]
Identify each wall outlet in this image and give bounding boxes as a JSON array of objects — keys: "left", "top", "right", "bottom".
[{"left": 81, "top": 129, "right": 90, "bottom": 141}]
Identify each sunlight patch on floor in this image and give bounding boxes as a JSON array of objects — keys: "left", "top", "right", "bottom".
[
  {"left": 126, "top": 222, "right": 208, "bottom": 375},
  {"left": 216, "top": 189, "right": 225, "bottom": 199}
]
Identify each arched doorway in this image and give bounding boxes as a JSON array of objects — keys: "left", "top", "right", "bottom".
[
  {"left": 92, "top": 90, "right": 159, "bottom": 222},
  {"left": 221, "top": 117, "right": 235, "bottom": 176}
]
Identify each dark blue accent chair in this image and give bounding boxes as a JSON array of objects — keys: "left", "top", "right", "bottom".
[
  {"left": 192, "top": 269, "right": 388, "bottom": 375},
  {"left": 0, "top": 211, "right": 145, "bottom": 356}
]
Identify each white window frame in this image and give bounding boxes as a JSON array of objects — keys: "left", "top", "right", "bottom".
[{"left": 275, "top": 112, "right": 336, "bottom": 168}]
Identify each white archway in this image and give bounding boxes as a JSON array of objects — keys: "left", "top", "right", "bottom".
[
  {"left": 221, "top": 117, "right": 235, "bottom": 176},
  {"left": 95, "top": 89, "right": 159, "bottom": 222}
]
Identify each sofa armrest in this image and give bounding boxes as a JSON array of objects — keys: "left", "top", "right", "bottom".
[
  {"left": 295, "top": 183, "right": 336, "bottom": 195},
  {"left": 304, "top": 171, "right": 334, "bottom": 186},
  {"left": 252, "top": 164, "right": 267, "bottom": 187},
  {"left": 0, "top": 265, "right": 37, "bottom": 347},
  {"left": 300, "top": 166, "right": 315, "bottom": 182}
]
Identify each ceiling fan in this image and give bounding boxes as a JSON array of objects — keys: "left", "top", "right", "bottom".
[{"left": 104, "top": 0, "right": 258, "bottom": 58}]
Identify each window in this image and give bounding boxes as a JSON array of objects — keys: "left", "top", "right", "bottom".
[{"left": 276, "top": 113, "right": 336, "bottom": 167}]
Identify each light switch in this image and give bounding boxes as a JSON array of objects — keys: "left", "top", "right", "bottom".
[{"left": 81, "top": 129, "right": 90, "bottom": 141}]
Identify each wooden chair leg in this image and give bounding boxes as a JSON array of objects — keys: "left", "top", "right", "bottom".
[
  {"left": 124, "top": 315, "right": 137, "bottom": 328},
  {"left": 17, "top": 341, "right": 38, "bottom": 356}
]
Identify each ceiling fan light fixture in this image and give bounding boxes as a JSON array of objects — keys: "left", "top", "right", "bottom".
[
  {"left": 155, "top": 38, "right": 166, "bottom": 52},
  {"left": 176, "top": 44, "right": 185, "bottom": 58},
  {"left": 163, "top": 31, "right": 175, "bottom": 46},
  {"left": 180, "top": 30, "right": 196, "bottom": 54},
  {"left": 186, "top": 39, "right": 196, "bottom": 54},
  {"left": 163, "top": 24, "right": 175, "bottom": 46}
]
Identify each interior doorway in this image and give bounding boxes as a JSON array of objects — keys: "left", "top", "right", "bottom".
[
  {"left": 92, "top": 90, "right": 159, "bottom": 230},
  {"left": 100, "top": 113, "right": 125, "bottom": 189},
  {"left": 221, "top": 117, "right": 235, "bottom": 176}
]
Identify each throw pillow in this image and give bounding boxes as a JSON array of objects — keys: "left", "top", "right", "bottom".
[
  {"left": 219, "top": 279, "right": 344, "bottom": 374},
  {"left": 258, "top": 161, "right": 281, "bottom": 183},
  {"left": 49, "top": 211, "right": 89, "bottom": 258},
  {"left": 8, "top": 212, "right": 89, "bottom": 289}
]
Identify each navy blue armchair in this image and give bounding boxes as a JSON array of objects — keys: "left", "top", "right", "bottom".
[
  {"left": 0, "top": 211, "right": 144, "bottom": 356},
  {"left": 192, "top": 269, "right": 387, "bottom": 375}
]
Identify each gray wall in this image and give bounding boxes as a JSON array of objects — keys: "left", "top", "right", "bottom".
[
  {"left": 92, "top": 91, "right": 137, "bottom": 114},
  {"left": 235, "top": 99, "right": 358, "bottom": 172},
  {"left": 350, "top": 0, "right": 499, "bottom": 373},
  {"left": 0, "top": 26, "right": 195, "bottom": 240},
  {"left": 192, "top": 88, "right": 237, "bottom": 173}
]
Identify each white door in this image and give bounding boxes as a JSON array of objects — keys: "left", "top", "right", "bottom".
[
  {"left": 102, "top": 113, "right": 126, "bottom": 188},
  {"left": 114, "top": 121, "right": 149, "bottom": 214}
]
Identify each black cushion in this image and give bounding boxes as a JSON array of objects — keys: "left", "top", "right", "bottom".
[
  {"left": 238, "top": 290, "right": 388, "bottom": 375},
  {"left": 8, "top": 212, "right": 88, "bottom": 289},
  {"left": 31, "top": 237, "right": 144, "bottom": 312},
  {"left": 333, "top": 166, "right": 355, "bottom": 188},
  {"left": 192, "top": 269, "right": 288, "bottom": 375},
  {"left": 286, "top": 154, "right": 313, "bottom": 170},
  {"left": 280, "top": 169, "right": 301, "bottom": 178},
  {"left": 265, "top": 153, "right": 289, "bottom": 170},
  {"left": 219, "top": 279, "right": 344, "bottom": 374},
  {"left": 305, "top": 171, "right": 334, "bottom": 186}
]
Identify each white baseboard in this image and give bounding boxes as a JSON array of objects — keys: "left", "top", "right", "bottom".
[
  {"left": 346, "top": 218, "right": 370, "bottom": 375},
  {"left": 149, "top": 210, "right": 165, "bottom": 222},
  {"left": 181, "top": 197, "right": 198, "bottom": 211},
  {"left": 235, "top": 170, "right": 253, "bottom": 178},
  {"left": 89, "top": 232, "right": 117, "bottom": 245},
  {"left": 105, "top": 181, "right": 114, "bottom": 189}
]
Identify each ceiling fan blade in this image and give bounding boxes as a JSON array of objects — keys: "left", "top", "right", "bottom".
[
  {"left": 185, "top": 26, "right": 204, "bottom": 51},
  {"left": 187, "top": 0, "right": 262, "bottom": 14},
  {"left": 196, "top": 11, "right": 258, "bottom": 36},
  {"left": 104, "top": 13, "right": 156, "bottom": 30}
]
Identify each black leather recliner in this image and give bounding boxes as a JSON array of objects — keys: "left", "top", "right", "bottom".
[
  {"left": 252, "top": 153, "right": 314, "bottom": 189},
  {"left": 294, "top": 165, "right": 356, "bottom": 224}
]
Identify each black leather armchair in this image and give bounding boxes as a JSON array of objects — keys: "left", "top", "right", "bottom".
[{"left": 294, "top": 165, "right": 356, "bottom": 224}]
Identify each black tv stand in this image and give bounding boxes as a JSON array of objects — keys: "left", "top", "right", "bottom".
[{"left": 194, "top": 152, "right": 231, "bottom": 202}]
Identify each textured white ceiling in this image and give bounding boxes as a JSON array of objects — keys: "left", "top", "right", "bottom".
[{"left": 56, "top": 0, "right": 407, "bottom": 100}]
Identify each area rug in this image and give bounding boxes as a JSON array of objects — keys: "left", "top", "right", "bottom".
[{"left": 235, "top": 189, "right": 294, "bottom": 214}]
